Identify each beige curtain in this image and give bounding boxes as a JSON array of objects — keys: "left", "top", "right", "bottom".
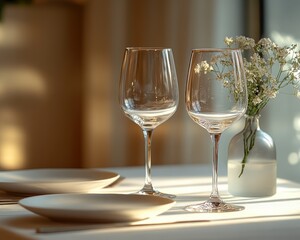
[
  {"left": 0, "top": 0, "right": 249, "bottom": 170},
  {"left": 83, "top": 0, "right": 246, "bottom": 168}
]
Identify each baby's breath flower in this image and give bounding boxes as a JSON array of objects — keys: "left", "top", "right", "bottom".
[
  {"left": 252, "top": 96, "right": 262, "bottom": 105},
  {"left": 223, "top": 79, "right": 230, "bottom": 88},
  {"left": 225, "top": 35, "right": 300, "bottom": 116},
  {"left": 224, "top": 37, "right": 233, "bottom": 46},
  {"left": 194, "top": 64, "right": 201, "bottom": 74},
  {"left": 194, "top": 61, "right": 213, "bottom": 74},
  {"left": 264, "top": 89, "right": 278, "bottom": 99}
]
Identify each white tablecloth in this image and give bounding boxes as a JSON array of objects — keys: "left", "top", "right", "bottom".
[{"left": 0, "top": 164, "right": 300, "bottom": 240}]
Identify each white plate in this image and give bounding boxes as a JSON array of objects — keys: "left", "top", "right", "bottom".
[
  {"left": 0, "top": 169, "right": 119, "bottom": 195},
  {"left": 19, "top": 193, "right": 175, "bottom": 223}
]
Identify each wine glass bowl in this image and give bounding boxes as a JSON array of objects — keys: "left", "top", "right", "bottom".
[
  {"left": 185, "top": 48, "right": 248, "bottom": 212},
  {"left": 119, "top": 47, "right": 179, "bottom": 198}
]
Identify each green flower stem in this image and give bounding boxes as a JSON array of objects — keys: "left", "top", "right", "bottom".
[{"left": 239, "top": 116, "right": 258, "bottom": 177}]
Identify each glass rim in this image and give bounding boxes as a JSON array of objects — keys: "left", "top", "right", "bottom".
[
  {"left": 125, "top": 47, "right": 172, "bottom": 51},
  {"left": 191, "top": 48, "right": 241, "bottom": 52}
]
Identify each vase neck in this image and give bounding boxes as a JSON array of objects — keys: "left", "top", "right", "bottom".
[{"left": 244, "top": 114, "right": 260, "bottom": 130}]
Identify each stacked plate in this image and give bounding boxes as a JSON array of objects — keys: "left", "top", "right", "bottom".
[
  {"left": 0, "top": 168, "right": 120, "bottom": 195},
  {"left": 0, "top": 169, "right": 175, "bottom": 223}
]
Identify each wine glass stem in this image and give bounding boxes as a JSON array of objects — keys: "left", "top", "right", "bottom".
[
  {"left": 142, "top": 129, "right": 154, "bottom": 191},
  {"left": 210, "top": 133, "right": 221, "bottom": 200}
]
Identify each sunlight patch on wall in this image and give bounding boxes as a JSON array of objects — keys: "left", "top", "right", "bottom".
[
  {"left": 271, "top": 32, "right": 300, "bottom": 167},
  {"left": 0, "top": 66, "right": 47, "bottom": 99},
  {"left": 286, "top": 114, "right": 300, "bottom": 166},
  {"left": 0, "top": 110, "right": 25, "bottom": 169},
  {"left": 0, "top": 16, "right": 34, "bottom": 48},
  {"left": 271, "top": 31, "right": 300, "bottom": 49},
  {"left": 293, "top": 115, "right": 300, "bottom": 132},
  {"left": 0, "top": 66, "right": 46, "bottom": 169},
  {"left": 288, "top": 152, "right": 299, "bottom": 165}
]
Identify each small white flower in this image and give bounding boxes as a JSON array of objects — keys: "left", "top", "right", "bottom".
[
  {"left": 223, "top": 79, "right": 230, "bottom": 88},
  {"left": 225, "top": 37, "right": 233, "bottom": 46},
  {"left": 247, "top": 77, "right": 254, "bottom": 83},
  {"left": 194, "top": 64, "right": 201, "bottom": 74},
  {"left": 194, "top": 61, "right": 213, "bottom": 74},
  {"left": 253, "top": 96, "right": 262, "bottom": 105},
  {"left": 201, "top": 61, "right": 211, "bottom": 72},
  {"left": 265, "top": 89, "right": 278, "bottom": 98}
]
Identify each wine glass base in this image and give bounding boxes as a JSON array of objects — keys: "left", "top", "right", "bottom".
[
  {"left": 137, "top": 188, "right": 176, "bottom": 199},
  {"left": 185, "top": 201, "right": 244, "bottom": 213}
]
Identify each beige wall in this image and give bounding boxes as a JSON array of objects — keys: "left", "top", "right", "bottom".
[
  {"left": 0, "top": 0, "right": 245, "bottom": 170},
  {"left": 0, "top": 3, "right": 83, "bottom": 169}
]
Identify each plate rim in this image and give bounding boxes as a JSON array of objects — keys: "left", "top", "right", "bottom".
[
  {"left": 19, "top": 193, "right": 175, "bottom": 223},
  {"left": 0, "top": 168, "right": 120, "bottom": 195},
  {"left": 0, "top": 168, "right": 119, "bottom": 184}
]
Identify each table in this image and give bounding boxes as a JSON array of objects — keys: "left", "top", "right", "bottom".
[{"left": 1, "top": 164, "right": 300, "bottom": 240}]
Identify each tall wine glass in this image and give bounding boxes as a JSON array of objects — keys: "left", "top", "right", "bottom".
[
  {"left": 119, "top": 47, "right": 179, "bottom": 198},
  {"left": 185, "top": 48, "right": 248, "bottom": 212}
]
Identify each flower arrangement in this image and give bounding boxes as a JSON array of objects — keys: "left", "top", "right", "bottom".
[
  {"left": 225, "top": 36, "right": 300, "bottom": 116},
  {"left": 225, "top": 36, "right": 300, "bottom": 176}
]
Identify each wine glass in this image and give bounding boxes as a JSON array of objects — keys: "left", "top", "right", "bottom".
[
  {"left": 119, "top": 47, "right": 179, "bottom": 198},
  {"left": 185, "top": 48, "right": 248, "bottom": 212}
]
